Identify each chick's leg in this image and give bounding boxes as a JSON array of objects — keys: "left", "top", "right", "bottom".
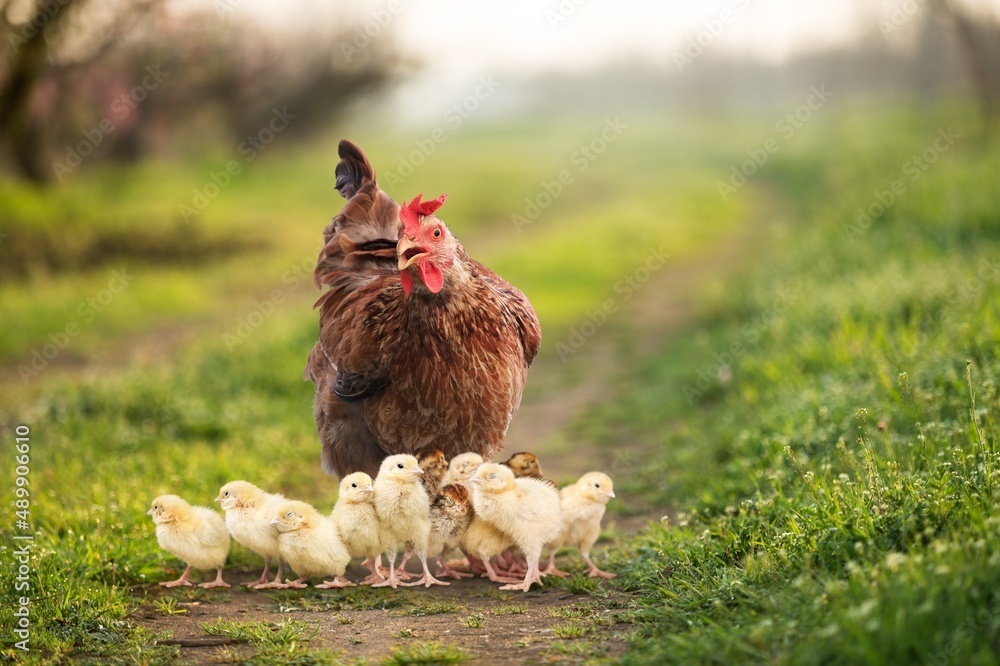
[
  {"left": 360, "top": 555, "right": 386, "bottom": 585},
  {"left": 582, "top": 550, "right": 616, "bottom": 579},
  {"left": 541, "top": 550, "right": 570, "bottom": 578},
  {"left": 437, "top": 554, "right": 472, "bottom": 579},
  {"left": 255, "top": 560, "right": 287, "bottom": 589},
  {"left": 481, "top": 556, "right": 522, "bottom": 585},
  {"left": 371, "top": 550, "right": 401, "bottom": 589},
  {"left": 316, "top": 576, "right": 355, "bottom": 589},
  {"left": 402, "top": 551, "right": 449, "bottom": 587},
  {"left": 160, "top": 565, "right": 195, "bottom": 588},
  {"left": 199, "top": 566, "right": 231, "bottom": 589},
  {"left": 500, "top": 553, "right": 542, "bottom": 592},
  {"left": 243, "top": 558, "right": 271, "bottom": 588}
]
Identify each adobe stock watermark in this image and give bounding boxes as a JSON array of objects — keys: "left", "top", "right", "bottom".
[
  {"left": 878, "top": 0, "right": 927, "bottom": 38},
  {"left": 179, "top": 106, "right": 296, "bottom": 222},
  {"left": 555, "top": 245, "right": 670, "bottom": 361},
  {"left": 674, "top": 0, "right": 752, "bottom": 72},
  {"left": 381, "top": 77, "right": 501, "bottom": 189},
  {"left": 844, "top": 127, "right": 959, "bottom": 242},
  {"left": 545, "top": 0, "right": 589, "bottom": 29},
  {"left": 339, "top": 0, "right": 404, "bottom": 63},
  {"left": 222, "top": 253, "right": 317, "bottom": 350},
  {"left": 50, "top": 65, "right": 169, "bottom": 181},
  {"left": 16, "top": 269, "right": 135, "bottom": 383},
  {"left": 12, "top": 424, "right": 33, "bottom": 652},
  {"left": 682, "top": 278, "right": 803, "bottom": 404},
  {"left": 717, "top": 85, "right": 833, "bottom": 201},
  {"left": 928, "top": 591, "right": 1000, "bottom": 666},
  {"left": 214, "top": 0, "right": 244, "bottom": 17},
  {"left": 512, "top": 116, "right": 628, "bottom": 232},
  {"left": 7, "top": 0, "right": 71, "bottom": 52}
]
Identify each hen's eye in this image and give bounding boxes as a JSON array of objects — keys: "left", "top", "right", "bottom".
[{"left": 433, "top": 228, "right": 442, "bottom": 238}]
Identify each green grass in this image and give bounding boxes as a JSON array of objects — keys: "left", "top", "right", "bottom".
[
  {"left": 585, "top": 105, "right": 1000, "bottom": 663},
  {"left": 380, "top": 641, "right": 469, "bottom": 665},
  {"left": 1, "top": 104, "right": 997, "bottom": 664}
]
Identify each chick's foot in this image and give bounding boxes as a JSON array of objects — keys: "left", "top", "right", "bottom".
[{"left": 316, "top": 576, "right": 355, "bottom": 589}]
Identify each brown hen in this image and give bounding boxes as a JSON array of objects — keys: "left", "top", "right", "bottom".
[{"left": 304, "top": 140, "right": 542, "bottom": 478}]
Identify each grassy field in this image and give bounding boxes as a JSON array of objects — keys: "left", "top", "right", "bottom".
[{"left": 1, "top": 102, "right": 998, "bottom": 664}]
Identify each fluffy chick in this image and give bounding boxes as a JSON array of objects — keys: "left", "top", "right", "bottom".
[
  {"left": 416, "top": 448, "right": 449, "bottom": 499},
  {"left": 469, "top": 463, "right": 562, "bottom": 591},
  {"left": 331, "top": 472, "right": 384, "bottom": 585},
  {"left": 148, "top": 495, "right": 230, "bottom": 588},
  {"left": 216, "top": 481, "right": 287, "bottom": 589},
  {"left": 442, "top": 452, "right": 484, "bottom": 486},
  {"left": 501, "top": 451, "right": 544, "bottom": 479},
  {"left": 270, "top": 500, "right": 353, "bottom": 589},
  {"left": 372, "top": 454, "right": 448, "bottom": 588},
  {"left": 544, "top": 472, "right": 616, "bottom": 579},
  {"left": 428, "top": 484, "right": 474, "bottom": 579},
  {"left": 460, "top": 515, "right": 520, "bottom": 584}
]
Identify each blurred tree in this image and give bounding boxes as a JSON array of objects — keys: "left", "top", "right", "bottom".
[
  {"left": 0, "top": 0, "right": 399, "bottom": 185},
  {"left": 929, "top": 0, "right": 1000, "bottom": 132}
]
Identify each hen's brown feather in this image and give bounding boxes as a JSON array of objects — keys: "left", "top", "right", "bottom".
[{"left": 305, "top": 140, "right": 541, "bottom": 478}]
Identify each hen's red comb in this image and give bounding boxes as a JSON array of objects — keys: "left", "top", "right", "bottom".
[{"left": 401, "top": 193, "right": 447, "bottom": 236}]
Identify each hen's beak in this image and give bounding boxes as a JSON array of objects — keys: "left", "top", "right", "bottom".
[{"left": 398, "top": 237, "right": 428, "bottom": 270}]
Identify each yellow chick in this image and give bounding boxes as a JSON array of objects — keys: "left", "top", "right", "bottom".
[
  {"left": 372, "top": 454, "right": 448, "bottom": 588},
  {"left": 270, "top": 500, "right": 353, "bottom": 589},
  {"left": 442, "top": 452, "right": 484, "bottom": 487},
  {"left": 460, "top": 514, "right": 520, "bottom": 584},
  {"left": 468, "top": 463, "right": 562, "bottom": 592},
  {"left": 147, "top": 495, "right": 230, "bottom": 589},
  {"left": 216, "top": 480, "right": 287, "bottom": 589},
  {"left": 331, "top": 472, "right": 385, "bottom": 585},
  {"left": 428, "top": 484, "right": 474, "bottom": 579},
  {"left": 543, "top": 472, "right": 616, "bottom": 579}
]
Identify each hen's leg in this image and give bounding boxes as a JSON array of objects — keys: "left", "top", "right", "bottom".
[
  {"left": 243, "top": 558, "right": 271, "bottom": 588},
  {"left": 160, "top": 564, "right": 195, "bottom": 588},
  {"left": 199, "top": 566, "right": 231, "bottom": 589}
]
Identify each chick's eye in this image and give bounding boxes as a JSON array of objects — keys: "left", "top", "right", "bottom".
[
  {"left": 224, "top": 491, "right": 229, "bottom": 497},
  {"left": 488, "top": 473, "right": 497, "bottom": 480},
  {"left": 285, "top": 511, "right": 294, "bottom": 518},
  {"left": 595, "top": 483, "right": 601, "bottom": 488},
  {"left": 397, "top": 463, "right": 404, "bottom": 469},
  {"left": 351, "top": 483, "right": 357, "bottom": 488}
]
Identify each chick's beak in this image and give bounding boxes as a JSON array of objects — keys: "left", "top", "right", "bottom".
[
  {"left": 410, "top": 466, "right": 424, "bottom": 476},
  {"left": 397, "top": 236, "right": 428, "bottom": 270},
  {"left": 468, "top": 477, "right": 481, "bottom": 485},
  {"left": 606, "top": 490, "right": 616, "bottom": 498},
  {"left": 146, "top": 508, "right": 154, "bottom": 516},
  {"left": 214, "top": 495, "right": 222, "bottom": 503},
  {"left": 269, "top": 517, "right": 281, "bottom": 525},
  {"left": 362, "top": 486, "right": 375, "bottom": 493}
]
